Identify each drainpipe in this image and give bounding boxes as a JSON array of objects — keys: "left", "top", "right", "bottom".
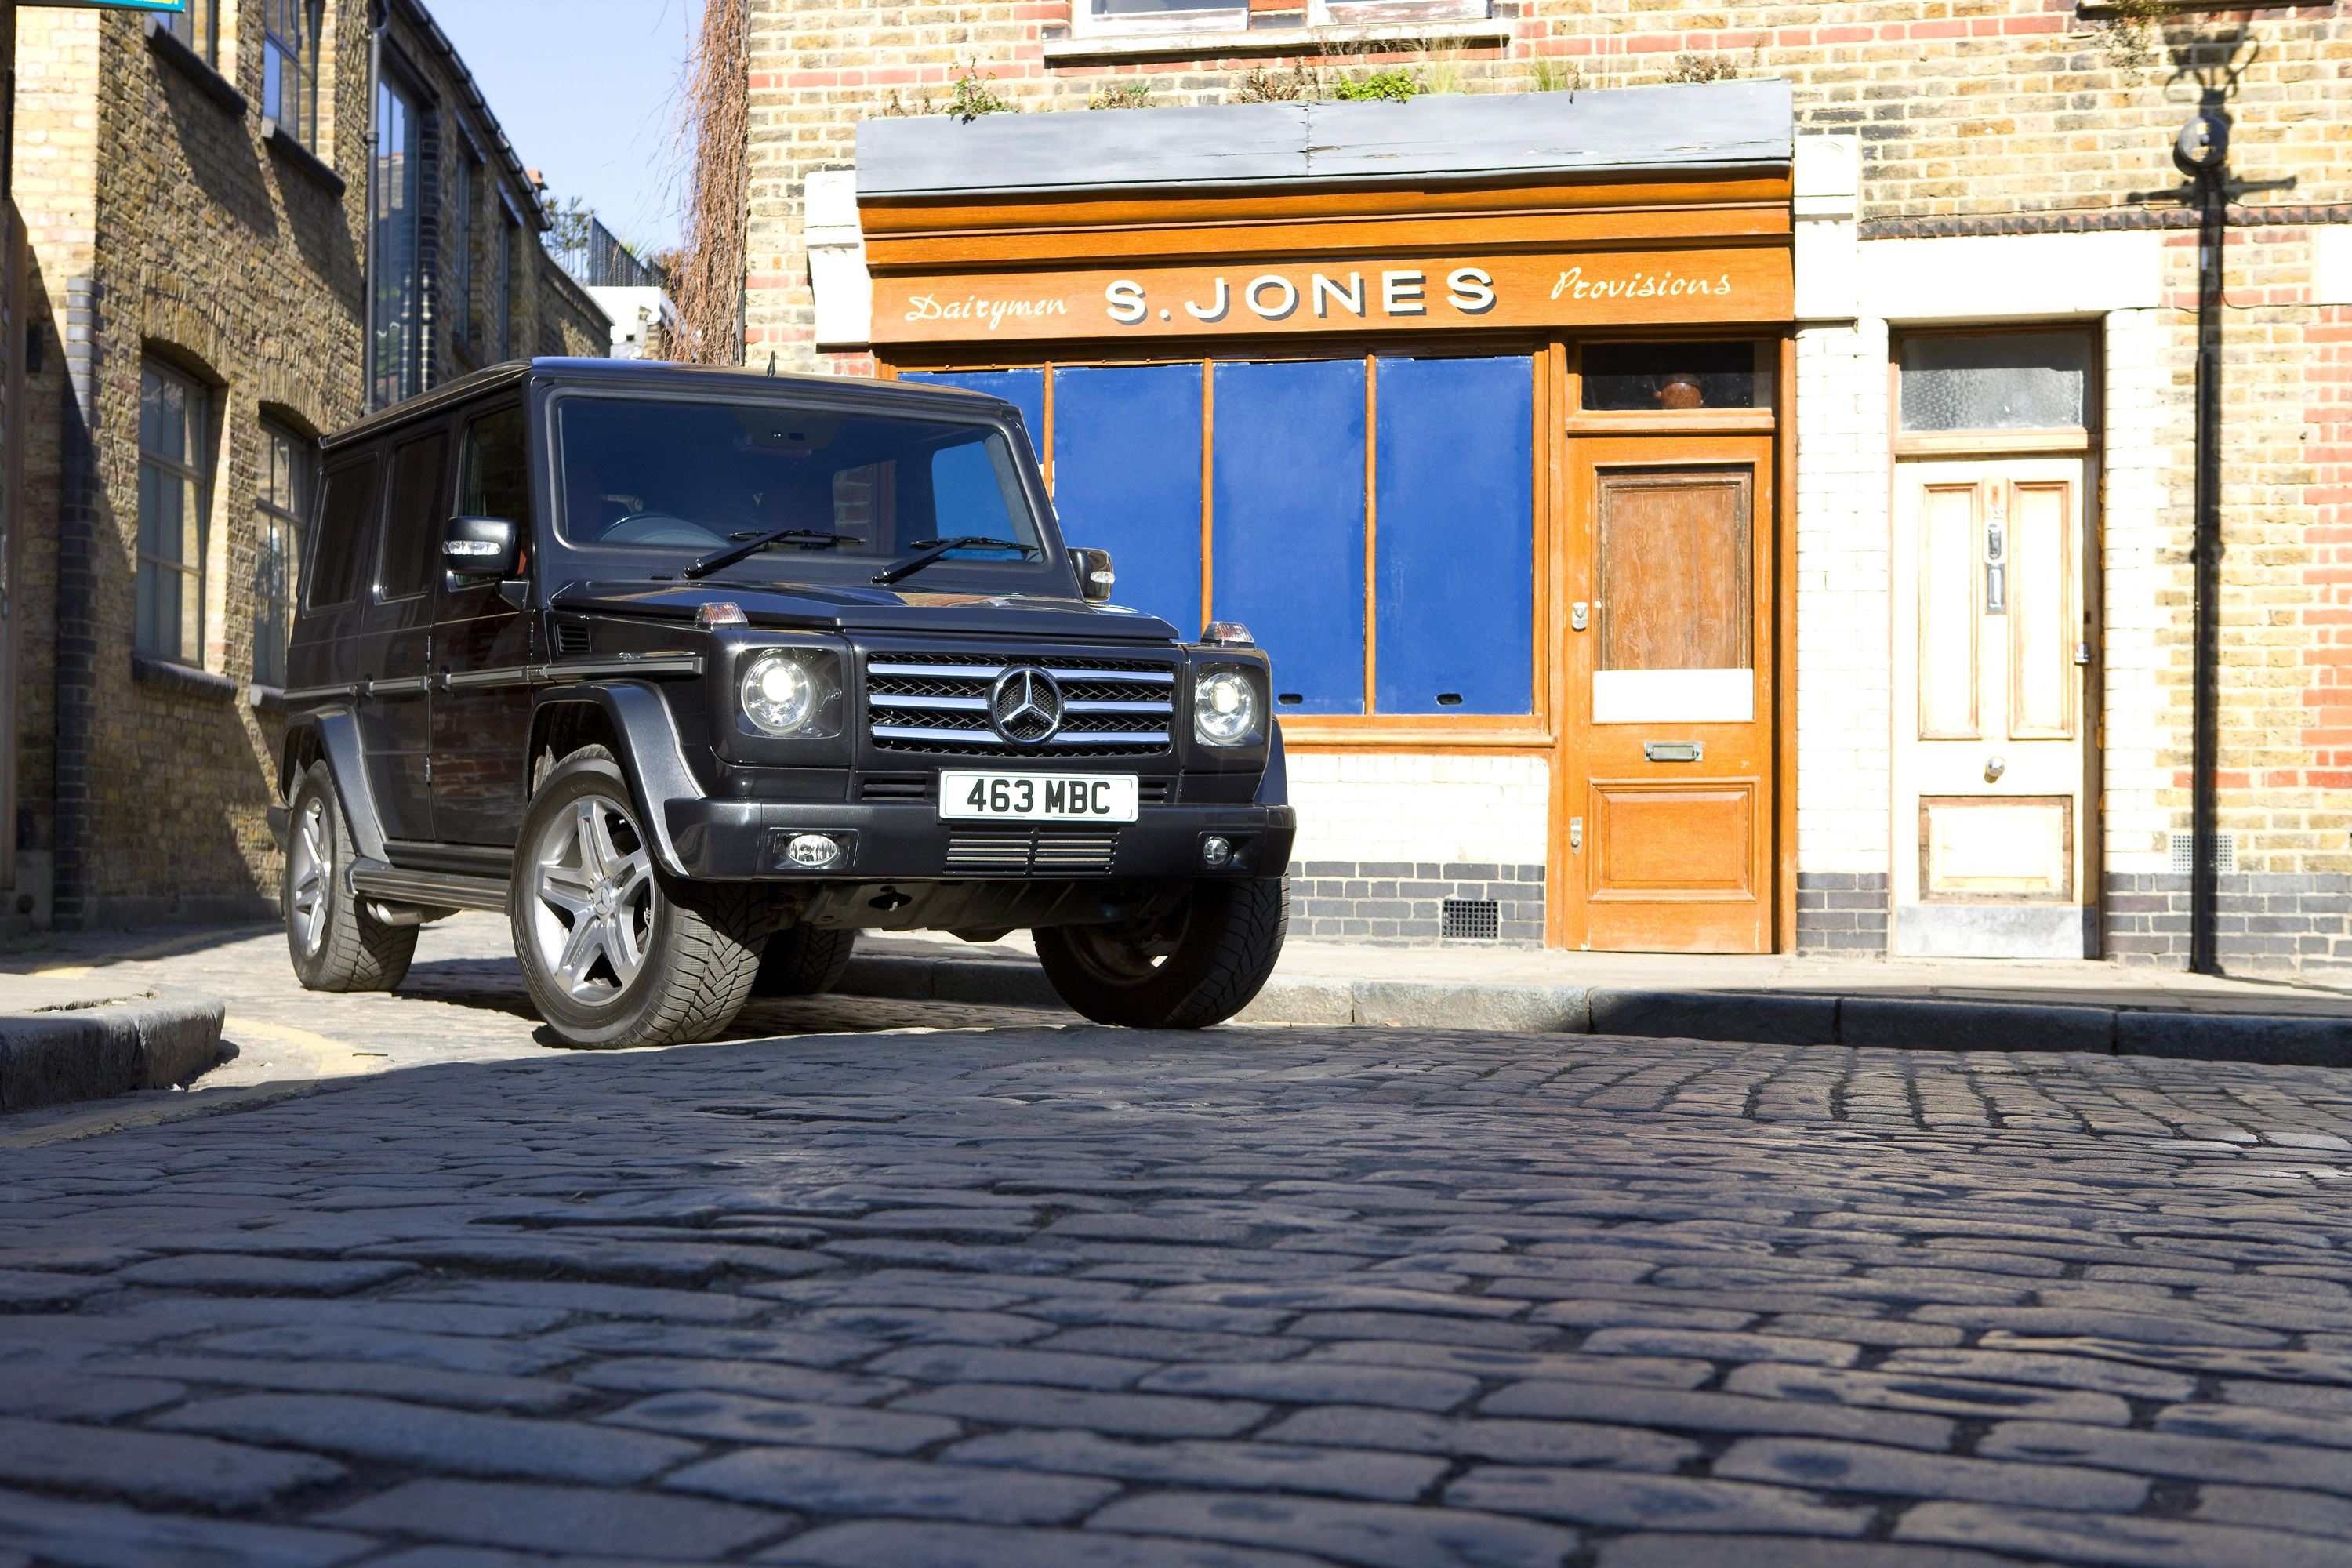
[
  {"left": 2177, "top": 109, "right": 2228, "bottom": 975},
  {"left": 363, "top": 2, "right": 383, "bottom": 411}
]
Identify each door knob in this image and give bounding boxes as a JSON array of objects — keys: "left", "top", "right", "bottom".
[{"left": 1984, "top": 755, "right": 2006, "bottom": 782}]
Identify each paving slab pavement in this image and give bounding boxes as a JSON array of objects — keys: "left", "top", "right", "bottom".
[
  {"left": 846, "top": 931, "right": 2352, "bottom": 1064},
  {"left": 0, "top": 971, "right": 225, "bottom": 1113},
  {"left": 3, "top": 1022, "right": 2352, "bottom": 1563}
]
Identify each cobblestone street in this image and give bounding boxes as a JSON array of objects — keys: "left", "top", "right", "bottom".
[{"left": 8, "top": 983, "right": 2352, "bottom": 1565}]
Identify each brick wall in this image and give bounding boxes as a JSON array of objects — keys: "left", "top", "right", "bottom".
[
  {"left": 3, "top": 5, "right": 613, "bottom": 931},
  {"left": 1794, "top": 318, "right": 1892, "bottom": 946},
  {"left": 731, "top": 0, "right": 2351, "bottom": 968}
]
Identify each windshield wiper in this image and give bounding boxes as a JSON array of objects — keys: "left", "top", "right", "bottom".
[
  {"left": 683, "top": 528, "right": 848, "bottom": 581},
  {"left": 871, "top": 536, "right": 1039, "bottom": 586}
]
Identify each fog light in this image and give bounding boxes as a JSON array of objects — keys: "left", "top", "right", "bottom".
[
  {"left": 785, "top": 833, "right": 842, "bottom": 869},
  {"left": 1202, "top": 836, "right": 1233, "bottom": 869}
]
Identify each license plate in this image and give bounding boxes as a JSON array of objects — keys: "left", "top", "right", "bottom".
[{"left": 938, "top": 771, "right": 1139, "bottom": 822}]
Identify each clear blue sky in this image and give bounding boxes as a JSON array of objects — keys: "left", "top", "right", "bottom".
[{"left": 427, "top": 0, "right": 695, "bottom": 255}]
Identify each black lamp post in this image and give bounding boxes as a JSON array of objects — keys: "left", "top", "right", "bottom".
[{"left": 2176, "top": 107, "right": 2227, "bottom": 975}]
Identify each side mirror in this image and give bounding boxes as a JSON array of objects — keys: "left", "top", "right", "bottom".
[
  {"left": 1069, "top": 546, "right": 1115, "bottom": 604},
  {"left": 442, "top": 515, "right": 520, "bottom": 583}
]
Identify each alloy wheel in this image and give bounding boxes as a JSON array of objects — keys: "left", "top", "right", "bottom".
[
  {"left": 288, "top": 795, "right": 331, "bottom": 957},
  {"left": 528, "top": 790, "right": 657, "bottom": 1007}
]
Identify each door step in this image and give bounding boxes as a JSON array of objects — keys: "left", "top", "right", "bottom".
[{"left": 350, "top": 862, "right": 510, "bottom": 915}]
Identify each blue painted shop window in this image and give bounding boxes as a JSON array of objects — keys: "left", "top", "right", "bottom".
[
  {"left": 1212, "top": 359, "right": 1366, "bottom": 715},
  {"left": 1051, "top": 364, "right": 1203, "bottom": 634},
  {"left": 1374, "top": 356, "right": 1534, "bottom": 715},
  {"left": 898, "top": 369, "right": 1047, "bottom": 470}
]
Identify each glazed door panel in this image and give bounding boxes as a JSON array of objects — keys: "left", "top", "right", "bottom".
[
  {"left": 1891, "top": 457, "right": 2091, "bottom": 956},
  {"left": 1560, "top": 437, "right": 1775, "bottom": 953},
  {"left": 431, "top": 405, "right": 535, "bottom": 848},
  {"left": 358, "top": 430, "right": 448, "bottom": 845}
]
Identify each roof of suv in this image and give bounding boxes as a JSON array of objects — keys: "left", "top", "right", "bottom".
[{"left": 323, "top": 358, "right": 1010, "bottom": 452}]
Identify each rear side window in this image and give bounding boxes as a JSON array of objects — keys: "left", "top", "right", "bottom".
[
  {"left": 303, "top": 454, "right": 379, "bottom": 609},
  {"left": 377, "top": 430, "right": 449, "bottom": 600},
  {"left": 460, "top": 405, "right": 532, "bottom": 526}
]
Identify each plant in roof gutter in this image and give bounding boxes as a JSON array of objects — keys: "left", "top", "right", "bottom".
[{"left": 949, "top": 61, "right": 1014, "bottom": 122}]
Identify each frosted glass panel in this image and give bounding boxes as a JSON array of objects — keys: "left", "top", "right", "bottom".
[{"left": 1900, "top": 333, "right": 2090, "bottom": 432}]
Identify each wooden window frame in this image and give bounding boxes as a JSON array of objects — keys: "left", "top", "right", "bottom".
[
  {"left": 1888, "top": 325, "right": 2101, "bottom": 458},
  {"left": 884, "top": 332, "right": 1552, "bottom": 750},
  {"left": 1070, "top": 0, "right": 1249, "bottom": 40},
  {"left": 167, "top": 0, "right": 223, "bottom": 70},
  {"left": 254, "top": 419, "right": 313, "bottom": 688},
  {"left": 262, "top": 0, "right": 323, "bottom": 147},
  {"left": 136, "top": 359, "right": 214, "bottom": 669}
]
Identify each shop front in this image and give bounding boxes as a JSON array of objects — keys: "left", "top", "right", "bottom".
[{"left": 831, "top": 85, "right": 1797, "bottom": 950}]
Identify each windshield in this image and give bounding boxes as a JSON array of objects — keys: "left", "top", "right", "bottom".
[{"left": 554, "top": 395, "right": 1051, "bottom": 580}]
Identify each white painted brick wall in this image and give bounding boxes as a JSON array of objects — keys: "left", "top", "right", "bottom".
[
  {"left": 1286, "top": 751, "right": 1550, "bottom": 866},
  {"left": 1795, "top": 318, "right": 1893, "bottom": 873},
  {"left": 2100, "top": 306, "right": 2177, "bottom": 876}
]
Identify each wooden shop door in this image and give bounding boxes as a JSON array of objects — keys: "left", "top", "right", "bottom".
[{"left": 1556, "top": 437, "right": 1777, "bottom": 952}]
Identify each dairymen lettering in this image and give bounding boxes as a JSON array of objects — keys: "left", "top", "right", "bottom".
[{"left": 903, "top": 293, "right": 1072, "bottom": 332}]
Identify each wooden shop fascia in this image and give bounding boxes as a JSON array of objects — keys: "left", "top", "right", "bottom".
[{"left": 837, "top": 83, "right": 1798, "bottom": 953}]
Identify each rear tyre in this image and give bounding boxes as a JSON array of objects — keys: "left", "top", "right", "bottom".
[
  {"left": 750, "top": 926, "right": 857, "bottom": 997},
  {"left": 284, "top": 762, "right": 418, "bottom": 993},
  {"left": 1034, "top": 876, "right": 1287, "bottom": 1029},
  {"left": 510, "top": 747, "right": 764, "bottom": 1048}
]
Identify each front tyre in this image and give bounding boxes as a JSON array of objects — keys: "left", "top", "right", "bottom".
[
  {"left": 750, "top": 926, "right": 857, "bottom": 997},
  {"left": 284, "top": 762, "right": 417, "bottom": 993},
  {"left": 1034, "top": 876, "right": 1287, "bottom": 1029},
  {"left": 511, "top": 747, "right": 763, "bottom": 1049}
]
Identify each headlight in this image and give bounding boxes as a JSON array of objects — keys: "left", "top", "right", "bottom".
[
  {"left": 1193, "top": 668, "right": 1259, "bottom": 747},
  {"left": 740, "top": 650, "right": 837, "bottom": 737}
]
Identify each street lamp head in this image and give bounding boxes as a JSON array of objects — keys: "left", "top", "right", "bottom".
[{"left": 2174, "top": 111, "right": 2228, "bottom": 176}]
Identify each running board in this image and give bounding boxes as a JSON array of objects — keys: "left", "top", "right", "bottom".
[{"left": 350, "top": 862, "right": 510, "bottom": 915}]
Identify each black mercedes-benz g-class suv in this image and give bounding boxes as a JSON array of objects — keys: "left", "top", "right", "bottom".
[{"left": 270, "top": 360, "right": 1294, "bottom": 1049}]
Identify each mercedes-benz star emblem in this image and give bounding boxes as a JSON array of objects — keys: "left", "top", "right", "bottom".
[{"left": 990, "top": 666, "right": 1064, "bottom": 745}]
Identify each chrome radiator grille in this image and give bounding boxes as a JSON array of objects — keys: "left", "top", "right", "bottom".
[{"left": 866, "top": 652, "right": 1175, "bottom": 757}]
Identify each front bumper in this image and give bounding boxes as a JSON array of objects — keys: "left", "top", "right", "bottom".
[{"left": 665, "top": 798, "right": 1298, "bottom": 883}]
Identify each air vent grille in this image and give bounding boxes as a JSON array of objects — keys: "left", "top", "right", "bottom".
[
  {"left": 944, "top": 829, "right": 1119, "bottom": 877},
  {"left": 1442, "top": 898, "right": 1501, "bottom": 940},
  {"left": 554, "top": 623, "right": 593, "bottom": 658},
  {"left": 2169, "top": 832, "right": 2236, "bottom": 874},
  {"left": 859, "top": 775, "right": 933, "bottom": 802}
]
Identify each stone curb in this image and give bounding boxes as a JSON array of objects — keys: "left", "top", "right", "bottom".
[
  {"left": 835, "top": 954, "right": 2352, "bottom": 1065},
  {"left": 0, "top": 985, "right": 228, "bottom": 1113}
]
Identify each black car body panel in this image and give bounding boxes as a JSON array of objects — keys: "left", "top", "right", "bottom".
[{"left": 275, "top": 359, "right": 1294, "bottom": 927}]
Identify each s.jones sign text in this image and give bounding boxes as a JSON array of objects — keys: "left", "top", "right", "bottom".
[{"left": 869, "top": 249, "right": 1788, "bottom": 344}]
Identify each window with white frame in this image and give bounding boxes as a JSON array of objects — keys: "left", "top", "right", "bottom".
[
  {"left": 253, "top": 421, "right": 313, "bottom": 688},
  {"left": 1075, "top": 0, "right": 1246, "bottom": 38},
  {"left": 263, "top": 0, "right": 324, "bottom": 145},
  {"left": 137, "top": 361, "right": 212, "bottom": 666},
  {"left": 1310, "top": 0, "right": 1490, "bottom": 25},
  {"left": 164, "top": 0, "right": 222, "bottom": 67},
  {"left": 1076, "top": 0, "right": 1486, "bottom": 35}
]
